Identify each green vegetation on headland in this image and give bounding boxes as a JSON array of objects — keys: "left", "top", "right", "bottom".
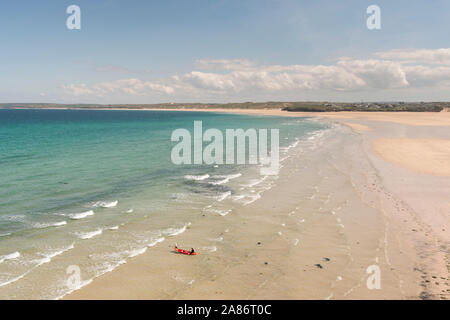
[
  {"left": 280, "top": 102, "right": 447, "bottom": 112},
  {"left": 0, "top": 101, "right": 448, "bottom": 112}
]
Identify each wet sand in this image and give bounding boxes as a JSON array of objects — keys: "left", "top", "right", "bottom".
[{"left": 65, "top": 110, "right": 449, "bottom": 300}]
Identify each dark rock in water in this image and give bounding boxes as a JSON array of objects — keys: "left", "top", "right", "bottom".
[
  {"left": 323, "top": 257, "right": 330, "bottom": 262},
  {"left": 264, "top": 262, "right": 268, "bottom": 265},
  {"left": 315, "top": 264, "right": 323, "bottom": 269},
  {"left": 257, "top": 242, "right": 261, "bottom": 245}
]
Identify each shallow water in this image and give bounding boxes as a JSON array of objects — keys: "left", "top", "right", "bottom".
[{"left": 0, "top": 109, "right": 326, "bottom": 299}]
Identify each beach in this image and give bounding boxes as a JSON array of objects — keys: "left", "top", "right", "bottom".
[{"left": 64, "top": 109, "right": 449, "bottom": 300}]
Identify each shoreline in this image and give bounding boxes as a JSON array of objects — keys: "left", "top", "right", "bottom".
[
  {"left": 4, "top": 106, "right": 450, "bottom": 124},
  {"left": 63, "top": 109, "right": 449, "bottom": 300}
]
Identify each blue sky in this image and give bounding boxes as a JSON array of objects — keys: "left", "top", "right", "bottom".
[{"left": 1, "top": 0, "right": 450, "bottom": 103}]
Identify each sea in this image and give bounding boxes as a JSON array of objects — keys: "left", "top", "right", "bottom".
[{"left": 0, "top": 109, "right": 328, "bottom": 299}]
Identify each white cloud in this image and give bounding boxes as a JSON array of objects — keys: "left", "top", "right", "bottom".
[
  {"left": 61, "top": 83, "right": 94, "bottom": 96},
  {"left": 62, "top": 79, "right": 174, "bottom": 98},
  {"left": 403, "top": 65, "right": 450, "bottom": 87},
  {"left": 374, "top": 48, "right": 450, "bottom": 65},
  {"left": 61, "top": 48, "right": 450, "bottom": 101},
  {"left": 337, "top": 59, "right": 409, "bottom": 89}
]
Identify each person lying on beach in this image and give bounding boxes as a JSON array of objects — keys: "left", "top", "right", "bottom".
[{"left": 174, "top": 243, "right": 197, "bottom": 255}]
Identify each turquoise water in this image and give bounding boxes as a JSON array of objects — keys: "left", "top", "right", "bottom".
[{"left": 0, "top": 109, "right": 325, "bottom": 299}]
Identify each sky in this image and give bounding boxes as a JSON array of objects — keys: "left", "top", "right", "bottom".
[{"left": 1, "top": 0, "right": 450, "bottom": 103}]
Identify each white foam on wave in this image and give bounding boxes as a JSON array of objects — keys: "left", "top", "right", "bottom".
[
  {"left": 210, "top": 173, "right": 242, "bottom": 185},
  {"left": 56, "top": 236, "right": 166, "bottom": 299},
  {"left": 184, "top": 174, "right": 210, "bottom": 181},
  {"left": 241, "top": 193, "right": 261, "bottom": 206},
  {"left": 147, "top": 236, "right": 165, "bottom": 247},
  {"left": 67, "top": 210, "right": 94, "bottom": 220},
  {"left": 0, "top": 251, "right": 20, "bottom": 264},
  {"left": 77, "top": 228, "right": 103, "bottom": 240},
  {"left": 162, "top": 223, "right": 190, "bottom": 237},
  {"left": 66, "top": 242, "right": 159, "bottom": 298},
  {"left": 0, "top": 214, "right": 25, "bottom": 222},
  {"left": 0, "top": 232, "right": 11, "bottom": 237},
  {"left": 216, "top": 191, "right": 231, "bottom": 202},
  {"left": 0, "top": 245, "right": 74, "bottom": 288},
  {"left": 126, "top": 209, "right": 134, "bottom": 213},
  {"left": 55, "top": 278, "right": 94, "bottom": 300},
  {"left": 0, "top": 271, "right": 28, "bottom": 288},
  {"left": 93, "top": 200, "right": 118, "bottom": 208},
  {"left": 109, "top": 226, "right": 119, "bottom": 230},
  {"left": 127, "top": 247, "right": 147, "bottom": 258},
  {"left": 242, "top": 175, "right": 268, "bottom": 188},
  {"left": 281, "top": 139, "right": 300, "bottom": 153},
  {"left": 214, "top": 209, "right": 232, "bottom": 216},
  {"left": 34, "top": 221, "right": 67, "bottom": 229},
  {"left": 35, "top": 244, "right": 75, "bottom": 265}
]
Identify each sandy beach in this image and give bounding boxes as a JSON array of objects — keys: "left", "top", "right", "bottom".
[{"left": 65, "top": 109, "right": 450, "bottom": 300}]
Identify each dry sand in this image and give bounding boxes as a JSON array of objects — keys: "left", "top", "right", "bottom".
[
  {"left": 65, "top": 109, "right": 450, "bottom": 300},
  {"left": 141, "top": 108, "right": 450, "bottom": 126},
  {"left": 373, "top": 138, "right": 450, "bottom": 177}
]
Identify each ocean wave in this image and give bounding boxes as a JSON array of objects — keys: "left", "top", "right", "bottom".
[
  {"left": 200, "top": 246, "right": 217, "bottom": 253},
  {"left": 0, "top": 272, "right": 28, "bottom": 288},
  {"left": 0, "top": 214, "right": 25, "bottom": 223},
  {"left": 241, "top": 175, "right": 268, "bottom": 188},
  {"left": 55, "top": 278, "right": 93, "bottom": 300},
  {"left": 127, "top": 247, "right": 147, "bottom": 258},
  {"left": 66, "top": 210, "right": 94, "bottom": 220},
  {"left": 147, "top": 237, "right": 165, "bottom": 247},
  {"left": 58, "top": 238, "right": 167, "bottom": 299},
  {"left": 0, "top": 232, "right": 11, "bottom": 237},
  {"left": 184, "top": 174, "right": 210, "bottom": 181},
  {"left": 93, "top": 200, "right": 118, "bottom": 208},
  {"left": 109, "top": 226, "right": 119, "bottom": 230},
  {"left": 33, "top": 221, "right": 67, "bottom": 229},
  {"left": 0, "top": 251, "right": 20, "bottom": 264},
  {"left": 77, "top": 228, "right": 103, "bottom": 240},
  {"left": 206, "top": 208, "right": 232, "bottom": 216},
  {"left": 210, "top": 173, "right": 242, "bottom": 185},
  {"left": 0, "top": 245, "right": 74, "bottom": 288},
  {"left": 242, "top": 194, "right": 261, "bottom": 206},
  {"left": 35, "top": 244, "right": 75, "bottom": 265},
  {"left": 162, "top": 223, "right": 190, "bottom": 236},
  {"left": 280, "top": 139, "right": 300, "bottom": 152},
  {"left": 216, "top": 191, "right": 231, "bottom": 202}
]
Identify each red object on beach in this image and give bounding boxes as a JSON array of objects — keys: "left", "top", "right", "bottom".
[{"left": 174, "top": 247, "right": 198, "bottom": 255}]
